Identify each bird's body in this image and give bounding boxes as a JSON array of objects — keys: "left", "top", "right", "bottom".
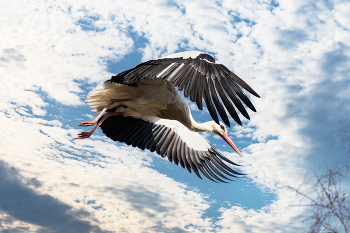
[
  {"left": 87, "top": 79, "right": 194, "bottom": 129},
  {"left": 77, "top": 51, "right": 260, "bottom": 182}
]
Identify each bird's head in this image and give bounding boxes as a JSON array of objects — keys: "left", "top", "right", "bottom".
[{"left": 211, "top": 122, "right": 242, "bottom": 156}]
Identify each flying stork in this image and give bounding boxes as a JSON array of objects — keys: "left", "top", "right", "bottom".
[{"left": 76, "top": 51, "right": 260, "bottom": 183}]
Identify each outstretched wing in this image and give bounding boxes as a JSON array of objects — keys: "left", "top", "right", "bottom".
[
  {"left": 100, "top": 115, "right": 243, "bottom": 183},
  {"left": 109, "top": 51, "right": 260, "bottom": 126}
]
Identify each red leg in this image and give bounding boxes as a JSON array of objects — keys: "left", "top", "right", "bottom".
[
  {"left": 78, "top": 99, "right": 123, "bottom": 127},
  {"left": 76, "top": 112, "right": 124, "bottom": 139}
]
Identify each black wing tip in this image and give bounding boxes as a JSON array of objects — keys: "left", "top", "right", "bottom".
[
  {"left": 248, "top": 88, "right": 260, "bottom": 98},
  {"left": 244, "top": 85, "right": 260, "bottom": 98},
  {"left": 197, "top": 149, "right": 244, "bottom": 183}
]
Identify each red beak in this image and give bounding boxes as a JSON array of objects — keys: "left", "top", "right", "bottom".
[{"left": 221, "top": 133, "right": 242, "bottom": 156}]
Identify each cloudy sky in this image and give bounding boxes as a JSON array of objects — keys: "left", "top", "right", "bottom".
[{"left": 1, "top": 0, "right": 349, "bottom": 232}]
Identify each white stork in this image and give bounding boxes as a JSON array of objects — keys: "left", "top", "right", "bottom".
[{"left": 76, "top": 51, "right": 260, "bottom": 183}]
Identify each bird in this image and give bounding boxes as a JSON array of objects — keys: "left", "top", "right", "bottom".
[{"left": 76, "top": 51, "right": 260, "bottom": 183}]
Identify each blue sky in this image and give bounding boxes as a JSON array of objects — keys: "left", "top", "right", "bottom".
[{"left": 0, "top": 0, "right": 349, "bottom": 232}]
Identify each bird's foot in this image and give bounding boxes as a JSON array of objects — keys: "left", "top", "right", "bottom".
[
  {"left": 78, "top": 120, "right": 96, "bottom": 127},
  {"left": 75, "top": 132, "right": 92, "bottom": 139}
]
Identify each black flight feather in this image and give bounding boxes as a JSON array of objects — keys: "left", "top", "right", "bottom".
[
  {"left": 108, "top": 52, "right": 259, "bottom": 127},
  {"left": 99, "top": 115, "right": 242, "bottom": 183},
  {"left": 208, "top": 78, "right": 230, "bottom": 126}
]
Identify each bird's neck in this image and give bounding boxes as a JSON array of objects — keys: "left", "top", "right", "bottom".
[
  {"left": 190, "top": 121, "right": 215, "bottom": 133},
  {"left": 186, "top": 113, "right": 214, "bottom": 133}
]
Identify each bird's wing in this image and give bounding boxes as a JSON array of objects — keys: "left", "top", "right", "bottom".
[
  {"left": 100, "top": 115, "right": 243, "bottom": 183},
  {"left": 109, "top": 51, "right": 260, "bottom": 126}
]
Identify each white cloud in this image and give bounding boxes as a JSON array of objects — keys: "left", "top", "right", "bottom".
[
  {"left": 1, "top": 0, "right": 134, "bottom": 107},
  {"left": 0, "top": 111, "right": 214, "bottom": 232},
  {"left": 212, "top": 1, "right": 350, "bottom": 231},
  {"left": 1, "top": 0, "right": 350, "bottom": 232},
  {"left": 217, "top": 199, "right": 305, "bottom": 233}
]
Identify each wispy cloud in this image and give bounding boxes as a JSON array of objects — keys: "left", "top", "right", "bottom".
[{"left": 1, "top": 0, "right": 349, "bottom": 232}]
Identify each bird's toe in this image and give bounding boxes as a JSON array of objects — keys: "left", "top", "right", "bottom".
[
  {"left": 78, "top": 121, "right": 96, "bottom": 127},
  {"left": 75, "top": 132, "right": 91, "bottom": 139}
]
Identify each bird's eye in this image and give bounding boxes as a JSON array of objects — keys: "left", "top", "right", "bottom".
[{"left": 220, "top": 124, "right": 225, "bottom": 130}]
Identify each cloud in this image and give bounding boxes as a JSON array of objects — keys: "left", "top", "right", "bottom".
[
  {"left": 275, "top": 29, "right": 307, "bottom": 49},
  {"left": 216, "top": 202, "right": 305, "bottom": 233},
  {"left": 1, "top": 0, "right": 350, "bottom": 232},
  {"left": 321, "top": 43, "right": 350, "bottom": 75},
  {"left": 1, "top": 0, "right": 134, "bottom": 107},
  {"left": 196, "top": 0, "right": 350, "bottom": 230},
  {"left": 0, "top": 109, "right": 212, "bottom": 232},
  {"left": 0, "top": 161, "right": 105, "bottom": 233}
]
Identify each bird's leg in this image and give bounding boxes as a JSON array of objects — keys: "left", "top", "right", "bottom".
[
  {"left": 78, "top": 99, "right": 122, "bottom": 127},
  {"left": 75, "top": 112, "right": 124, "bottom": 139}
]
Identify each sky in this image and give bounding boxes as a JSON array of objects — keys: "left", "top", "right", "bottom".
[{"left": 0, "top": 0, "right": 349, "bottom": 232}]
